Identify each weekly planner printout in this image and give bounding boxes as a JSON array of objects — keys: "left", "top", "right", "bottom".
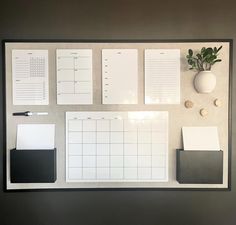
[{"left": 56, "top": 49, "right": 93, "bottom": 104}]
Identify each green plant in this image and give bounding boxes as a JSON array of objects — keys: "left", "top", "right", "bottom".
[{"left": 186, "top": 46, "right": 222, "bottom": 71}]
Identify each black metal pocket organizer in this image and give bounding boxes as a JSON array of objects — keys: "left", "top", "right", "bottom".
[
  {"left": 176, "top": 149, "right": 223, "bottom": 184},
  {"left": 10, "top": 149, "right": 57, "bottom": 183}
]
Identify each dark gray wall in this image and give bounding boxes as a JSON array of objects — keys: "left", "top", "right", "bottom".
[{"left": 0, "top": 0, "right": 235, "bottom": 225}]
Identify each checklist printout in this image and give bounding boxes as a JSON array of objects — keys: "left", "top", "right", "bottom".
[
  {"left": 66, "top": 111, "right": 168, "bottom": 182},
  {"left": 102, "top": 49, "right": 138, "bottom": 104}
]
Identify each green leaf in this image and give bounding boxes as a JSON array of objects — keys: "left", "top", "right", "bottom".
[
  {"left": 188, "top": 59, "right": 194, "bottom": 65},
  {"left": 213, "top": 47, "right": 219, "bottom": 54},
  {"left": 203, "top": 50, "right": 209, "bottom": 58},
  {"left": 188, "top": 49, "right": 193, "bottom": 56},
  {"left": 217, "top": 46, "right": 223, "bottom": 53},
  {"left": 212, "top": 59, "right": 222, "bottom": 64},
  {"left": 196, "top": 53, "right": 202, "bottom": 59},
  {"left": 208, "top": 55, "right": 217, "bottom": 62},
  {"left": 205, "top": 55, "right": 216, "bottom": 63},
  {"left": 206, "top": 47, "right": 213, "bottom": 54}
]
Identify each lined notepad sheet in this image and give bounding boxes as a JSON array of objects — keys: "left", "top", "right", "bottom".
[
  {"left": 56, "top": 49, "right": 93, "bottom": 104},
  {"left": 145, "top": 49, "right": 180, "bottom": 104},
  {"left": 102, "top": 49, "right": 138, "bottom": 104},
  {"left": 66, "top": 111, "right": 168, "bottom": 182},
  {"left": 12, "top": 50, "right": 49, "bottom": 105}
]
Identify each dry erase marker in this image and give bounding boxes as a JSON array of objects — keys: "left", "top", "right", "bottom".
[{"left": 12, "top": 111, "right": 48, "bottom": 116}]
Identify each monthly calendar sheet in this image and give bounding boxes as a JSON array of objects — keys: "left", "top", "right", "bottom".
[{"left": 66, "top": 111, "right": 168, "bottom": 182}]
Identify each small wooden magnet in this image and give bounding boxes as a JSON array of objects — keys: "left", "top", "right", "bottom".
[
  {"left": 214, "top": 99, "right": 222, "bottom": 107},
  {"left": 184, "top": 100, "right": 194, "bottom": 108},
  {"left": 200, "top": 108, "right": 208, "bottom": 117}
]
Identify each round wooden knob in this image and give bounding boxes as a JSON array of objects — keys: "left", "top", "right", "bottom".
[
  {"left": 184, "top": 100, "right": 194, "bottom": 108},
  {"left": 200, "top": 108, "right": 208, "bottom": 117},
  {"left": 214, "top": 99, "right": 222, "bottom": 107}
]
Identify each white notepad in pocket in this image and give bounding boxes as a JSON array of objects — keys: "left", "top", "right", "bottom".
[
  {"left": 17, "top": 124, "right": 55, "bottom": 150},
  {"left": 182, "top": 126, "right": 220, "bottom": 151}
]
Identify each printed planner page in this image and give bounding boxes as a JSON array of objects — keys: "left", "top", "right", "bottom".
[
  {"left": 145, "top": 49, "right": 180, "bottom": 104},
  {"left": 56, "top": 49, "right": 93, "bottom": 104},
  {"left": 102, "top": 49, "right": 138, "bottom": 104},
  {"left": 12, "top": 50, "right": 49, "bottom": 105}
]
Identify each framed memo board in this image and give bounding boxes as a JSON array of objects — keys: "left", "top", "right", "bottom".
[{"left": 3, "top": 39, "right": 232, "bottom": 190}]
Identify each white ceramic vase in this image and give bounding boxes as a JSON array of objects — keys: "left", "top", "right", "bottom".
[{"left": 194, "top": 71, "right": 216, "bottom": 93}]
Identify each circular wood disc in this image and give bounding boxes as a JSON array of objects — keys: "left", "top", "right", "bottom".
[
  {"left": 184, "top": 100, "right": 194, "bottom": 108},
  {"left": 214, "top": 99, "right": 222, "bottom": 107},
  {"left": 200, "top": 108, "right": 208, "bottom": 117}
]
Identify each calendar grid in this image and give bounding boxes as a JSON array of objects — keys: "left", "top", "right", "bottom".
[{"left": 66, "top": 112, "right": 168, "bottom": 182}]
